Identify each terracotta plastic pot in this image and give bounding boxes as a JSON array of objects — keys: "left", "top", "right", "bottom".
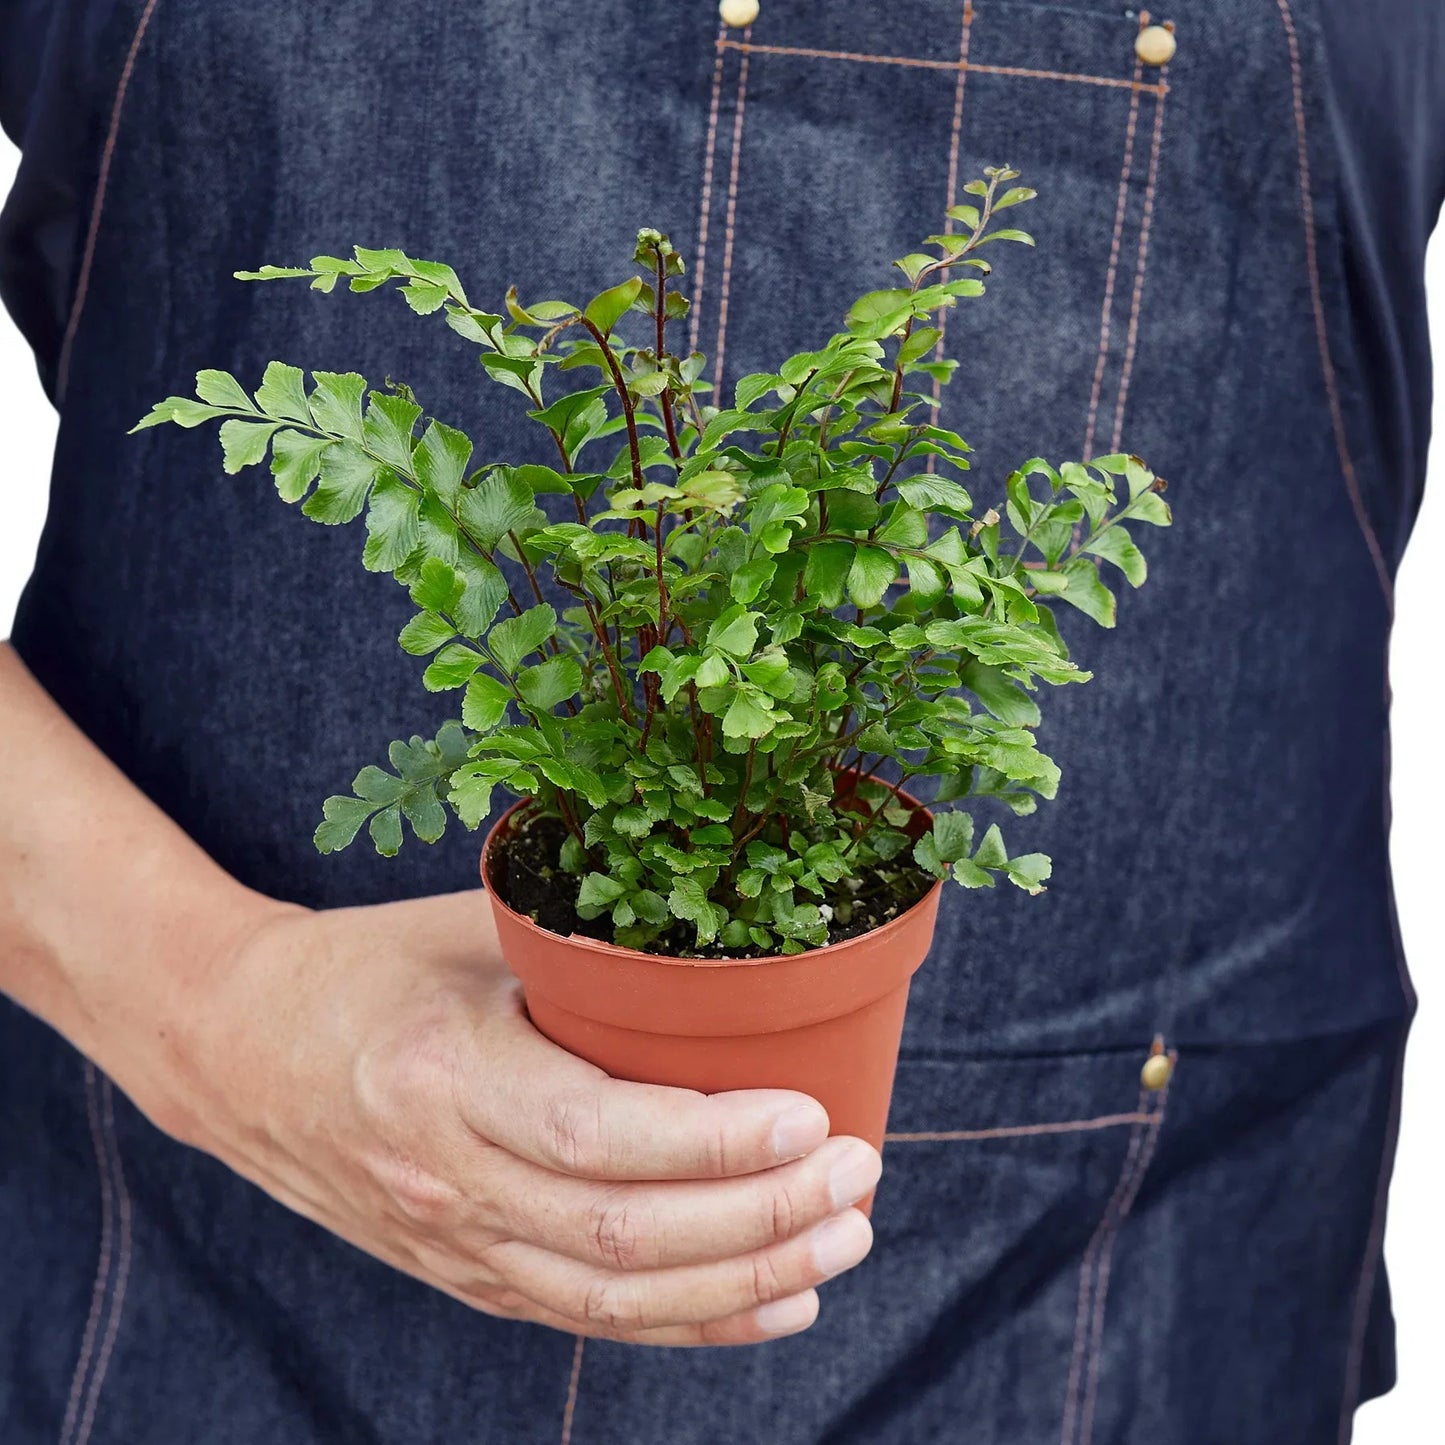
[{"left": 481, "top": 792, "right": 942, "bottom": 1213}]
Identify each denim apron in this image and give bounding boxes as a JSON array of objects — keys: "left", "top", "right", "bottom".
[{"left": 1, "top": 2, "right": 1436, "bottom": 1441}]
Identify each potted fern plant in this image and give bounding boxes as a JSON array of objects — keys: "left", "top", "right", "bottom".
[{"left": 135, "top": 168, "right": 1170, "bottom": 1198}]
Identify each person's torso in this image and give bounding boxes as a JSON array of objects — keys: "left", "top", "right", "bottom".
[{"left": 0, "top": 4, "right": 1433, "bottom": 1441}]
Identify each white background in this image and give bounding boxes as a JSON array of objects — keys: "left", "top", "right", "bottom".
[{"left": 0, "top": 137, "right": 1439, "bottom": 1438}]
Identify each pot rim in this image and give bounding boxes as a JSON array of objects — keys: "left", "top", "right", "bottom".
[{"left": 480, "top": 789, "right": 942, "bottom": 973}]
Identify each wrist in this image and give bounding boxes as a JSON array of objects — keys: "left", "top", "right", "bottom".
[{"left": 77, "top": 866, "right": 303, "bottom": 1145}]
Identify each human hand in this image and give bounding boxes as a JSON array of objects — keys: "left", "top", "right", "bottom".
[{"left": 154, "top": 889, "right": 881, "bottom": 1345}]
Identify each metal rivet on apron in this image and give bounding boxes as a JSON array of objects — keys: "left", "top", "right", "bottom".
[
  {"left": 1141, "top": 1051, "right": 1173, "bottom": 1091},
  {"left": 1135, "top": 23, "right": 1177, "bottom": 67},
  {"left": 720, "top": 0, "right": 760, "bottom": 29}
]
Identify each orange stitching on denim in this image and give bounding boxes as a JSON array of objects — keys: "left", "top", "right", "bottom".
[
  {"left": 1083, "top": 58, "right": 1143, "bottom": 458},
  {"left": 72, "top": 1078, "right": 133, "bottom": 1445},
  {"left": 56, "top": 0, "right": 163, "bottom": 401},
  {"left": 59, "top": 1064, "right": 112, "bottom": 1445},
  {"left": 559, "top": 1336, "right": 585, "bottom": 1445},
  {"left": 1108, "top": 74, "right": 1167, "bottom": 454},
  {"left": 1077, "top": 1060, "right": 1174, "bottom": 1445},
  {"left": 969, "top": 62, "right": 1161, "bottom": 95},
  {"left": 1059, "top": 1093, "right": 1148, "bottom": 1445},
  {"left": 712, "top": 28, "right": 752, "bottom": 394},
  {"left": 926, "top": 0, "right": 976, "bottom": 457},
  {"left": 1275, "top": 0, "right": 1393, "bottom": 605},
  {"left": 689, "top": 32, "right": 729, "bottom": 357},
  {"left": 885, "top": 1110, "right": 1150, "bottom": 1144},
  {"left": 715, "top": 39, "right": 1166, "bottom": 95}
]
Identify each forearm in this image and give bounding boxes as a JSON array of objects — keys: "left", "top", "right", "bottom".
[{"left": 0, "top": 642, "right": 284, "bottom": 1101}]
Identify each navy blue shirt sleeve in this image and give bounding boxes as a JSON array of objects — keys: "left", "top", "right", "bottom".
[
  {"left": 1, "top": 0, "right": 115, "bottom": 398},
  {"left": 1317, "top": 0, "right": 1445, "bottom": 551}
]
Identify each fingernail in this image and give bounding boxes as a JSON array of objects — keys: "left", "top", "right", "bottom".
[
  {"left": 811, "top": 1210, "right": 873, "bottom": 1278},
  {"left": 771, "top": 1104, "right": 829, "bottom": 1160},
  {"left": 755, "top": 1291, "right": 818, "bottom": 1335},
  {"left": 828, "top": 1144, "right": 883, "bottom": 1210}
]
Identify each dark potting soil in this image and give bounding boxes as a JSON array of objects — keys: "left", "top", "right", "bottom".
[{"left": 489, "top": 809, "right": 936, "bottom": 959}]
